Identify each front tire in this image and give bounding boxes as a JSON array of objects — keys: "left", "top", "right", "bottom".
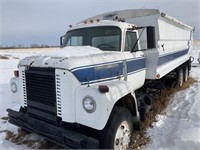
[{"left": 99, "top": 106, "right": 133, "bottom": 149}]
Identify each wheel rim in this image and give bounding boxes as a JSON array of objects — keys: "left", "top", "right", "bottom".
[{"left": 114, "top": 121, "right": 131, "bottom": 150}]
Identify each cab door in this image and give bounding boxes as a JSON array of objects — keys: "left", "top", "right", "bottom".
[{"left": 122, "top": 30, "right": 146, "bottom": 90}]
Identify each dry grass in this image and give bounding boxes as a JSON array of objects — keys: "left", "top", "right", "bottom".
[
  {"left": 129, "top": 77, "right": 197, "bottom": 149},
  {"left": 5, "top": 129, "right": 37, "bottom": 147},
  {"left": 4, "top": 128, "right": 62, "bottom": 149}
]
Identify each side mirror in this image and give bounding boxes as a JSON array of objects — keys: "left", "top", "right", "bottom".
[
  {"left": 60, "top": 35, "right": 65, "bottom": 48},
  {"left": 146, "top": 26, "right": 156, "bottom": 49}
]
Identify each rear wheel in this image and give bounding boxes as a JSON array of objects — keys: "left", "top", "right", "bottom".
[
  {"left": 183, "top": 66, "right": 189, "bottom": 82},
  {"left": 176, "top": 68, "right": 183, "bottom": 87},
  {"left": 99, "top": 106, "right": 133, "bottom": 149}
]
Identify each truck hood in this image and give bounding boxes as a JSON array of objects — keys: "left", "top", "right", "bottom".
[
  {"left": 38, "top": 46, "right": 104, "bottom": 58},
  {"left": 18, "top": 46, "right": 123, "bottom": 70}
]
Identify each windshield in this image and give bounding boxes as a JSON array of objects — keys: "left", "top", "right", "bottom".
[{"left": 62, "top": 26, "right": 121, "bottom": 51}]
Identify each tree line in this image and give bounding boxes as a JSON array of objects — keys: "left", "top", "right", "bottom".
[{"left": 0, "top": 44, "right": 58, "bottom": 49}]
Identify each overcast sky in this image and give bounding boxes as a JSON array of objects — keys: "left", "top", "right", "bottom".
[{"left": 0, "top": 0, "right": 200, "bottom": 47}]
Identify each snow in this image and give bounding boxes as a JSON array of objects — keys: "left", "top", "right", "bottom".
[
  {"left": 0, "top": 46, "right": 200, "bottom": 149},
  {"left": 38, "top": 46, "right": 104, "bottom": 57}
]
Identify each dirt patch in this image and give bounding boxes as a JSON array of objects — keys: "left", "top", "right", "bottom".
[
  {"left": 1, "top": 116, "right": 9, "bottom": 120},
  {"left": 0, "top": 55, "right": 19, "bottom": 60},
  {"left": 12, "top": 56, "right": 20, "bottom": 59},
  {"left": 193, "top": 40, "right": 200, "bottom": 46},
  {"left": 129, "top": 77, "right": 197, "bottom": 149},
  {"left": 0, "top": 55, "right": 9, "bottom": 59}
]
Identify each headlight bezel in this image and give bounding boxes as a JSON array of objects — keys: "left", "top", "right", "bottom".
[
  {"left": 82, "top": 96, "right": 96, "bottom": 113},
  {"left": 10, "top": 82, "right": 18, "bottom": 93}
]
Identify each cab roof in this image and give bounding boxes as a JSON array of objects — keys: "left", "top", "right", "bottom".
[{"left": 68, "top": 20, "right": 137, "bottom": 32}]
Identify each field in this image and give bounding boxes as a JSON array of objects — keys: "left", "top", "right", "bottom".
[{"left": 0, "top": 43, "right": 200, "bottom": 149}]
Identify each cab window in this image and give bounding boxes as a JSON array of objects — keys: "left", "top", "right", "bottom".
[
  {"left": 63, "top": 26, "right": 121, "bottom": 51},
  {"left": 125, "top": 31, "right": 138, "bottom": 52}
]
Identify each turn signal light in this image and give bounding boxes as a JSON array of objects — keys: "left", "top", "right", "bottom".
[
  {"left": 14, "top": 70, "right": 19, "bottom": 77},
  {"left": 99, "top": 85, "right": 109, "bottom": 93}
]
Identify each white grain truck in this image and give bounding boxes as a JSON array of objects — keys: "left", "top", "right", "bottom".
[{"left": 8, "top": 9, "right": 194, "bottom": 149}]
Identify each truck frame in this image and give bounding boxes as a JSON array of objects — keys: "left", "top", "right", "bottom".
[{"left": 8, "top": 9, "right": 193, "bottom": 149}]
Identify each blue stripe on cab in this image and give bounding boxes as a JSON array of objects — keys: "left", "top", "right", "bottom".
[
  {"left": 126, "top": 58, "right": 146, "bottom": 74},
  {"left": 72, "top": 57, "right": 146, "bottom": 84},
  {"left": 72, "top": 63, "right": 124, "bottom": 84}
]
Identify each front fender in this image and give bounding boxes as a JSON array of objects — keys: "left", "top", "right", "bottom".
[{"left": 75, "top": 80, "right": 134, "bottom": 130}]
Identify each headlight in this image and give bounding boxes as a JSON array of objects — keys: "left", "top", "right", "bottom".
[
  {"left": 11, "top": 82, "right": 17, "bottom": 93},
  {"left": 82, "top": 96, "right": 96, "bottom": 113}
]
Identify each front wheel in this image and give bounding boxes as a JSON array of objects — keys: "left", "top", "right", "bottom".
[{"left": 98, "top": 106, "right": 133, "bottom": 149}]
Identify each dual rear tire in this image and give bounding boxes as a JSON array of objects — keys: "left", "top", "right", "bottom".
[
  {"left": 177, "top": 66, "right": 189, "bottom": 87},
  {"left": 183, "top": 66, "right": 189, "bottom": 82}
]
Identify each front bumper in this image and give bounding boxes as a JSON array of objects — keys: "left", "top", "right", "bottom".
[{"left": 7, "top": 109, "right": 99, "bottom": 149}]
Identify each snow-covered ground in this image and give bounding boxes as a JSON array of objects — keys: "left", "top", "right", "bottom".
[{"left": 0, "top": 46, "right": 200, "bottom": 149}]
